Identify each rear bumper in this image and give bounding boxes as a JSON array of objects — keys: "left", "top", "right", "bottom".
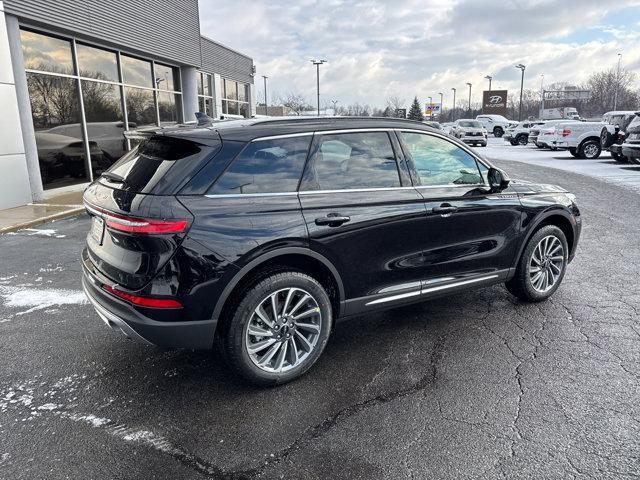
[
  {"left": 82, "top": 265, "right": 216, "bottom": 349},
  {"left": 621, "top": 143, "right": 640, "bottom": 159},
  {"left": 461, "top": 137, "right": 486, "bottom": 144}
]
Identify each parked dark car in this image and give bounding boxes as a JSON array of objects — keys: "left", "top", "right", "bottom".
[
  {"left": 611, "top": 112, "right": 640, "bottom": 164},
  {"left": 82, "top": 117, "right": 582, "bottom": 385}
]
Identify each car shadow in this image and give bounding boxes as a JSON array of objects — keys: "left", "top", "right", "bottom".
[{"left": 621, "top": 166, "right": 640, "bottom": 171}]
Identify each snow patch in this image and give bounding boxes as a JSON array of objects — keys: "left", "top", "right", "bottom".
[
  {"left": 68, "top": 413, "right": 110, "bottom": 427},
  {"left": 21, "top": 228, "right": 66, "bottom": 238},
  {"left": 37, "top": 403, "right": 60, "bottom": 411},
  {"left": 39, "top": 265, "right": 64, "bottom": 273},
  {"left": 0, "top": 286, "right": 87, "bottom": 314}
]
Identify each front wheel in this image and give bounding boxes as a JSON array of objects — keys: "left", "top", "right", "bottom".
[
  {"left": 505, "top": 225, "right": 568, "bottom": 302},
  {"left": 222, "top": 271, "right": 333, "bottom": 386},
  {"left": 493, "top": 127, "right": 504, "bottom": 138}
]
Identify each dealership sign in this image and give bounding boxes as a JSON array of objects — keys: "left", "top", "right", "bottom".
[
  {"left": 425, "top": 103, "right": 441, "bottom": 115},
  {"left": 482, "top": 90, "right": 508, "bottom": 116}
]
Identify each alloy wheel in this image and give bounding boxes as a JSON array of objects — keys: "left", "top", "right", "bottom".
[
  {"left": 583, "top": 143, "right": 599, "bottom": 158},
  {"left": 245, "top": 288, "right": 322, "bottom": 373},
  {"left": 529, "top": 235, "right": 565, "bottom": 293}
]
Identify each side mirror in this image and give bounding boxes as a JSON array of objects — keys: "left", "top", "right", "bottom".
[{"left": 488, "top": 167, "right": 510, "bottom": 192}]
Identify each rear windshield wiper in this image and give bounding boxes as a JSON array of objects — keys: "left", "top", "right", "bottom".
[{"left": 101, "top": 172, "right": 126, "bottom": 184}]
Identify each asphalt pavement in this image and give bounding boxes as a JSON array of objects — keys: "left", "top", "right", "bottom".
[{"left": 1, "top": 153, "right": 639, "bottom": 479}]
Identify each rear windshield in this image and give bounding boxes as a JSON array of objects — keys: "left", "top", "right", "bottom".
[
  {"left": 101, "top": 136, "right": 217, "bottom": 194},
  {"left": 459, "top": 121, "right": 482, "bottom": 128}
]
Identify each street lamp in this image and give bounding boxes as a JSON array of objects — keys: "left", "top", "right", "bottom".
[
  {"left": 515, "top": 64, "right": 526, "bottom": 121},
  {"left": 310, "top": 59, "right": 327, "bottom": 116},
  {"left": 484, "top": 75, "right": 492, "bottom": 91},
  {"left": 466, "top": 82, "right": 472, "bottom": 114},
  {"left": 614, "top": 53, "right": 622, "bottom": 110},
  {"left": 261, "top": 75, "right": 268, "bottom": 115},
  {"left": 428, "top": 96, "right": 432, "bottom": 120},
  {"left": 451, "top": 87, "right": 456, "bottom": 121},
  {"left": 438, "top": 92, "right": 443, "bottom": 120}
]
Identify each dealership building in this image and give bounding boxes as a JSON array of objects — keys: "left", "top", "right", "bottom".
[{"left": 0, "top": 0, "right": 255, "bottom": 209}]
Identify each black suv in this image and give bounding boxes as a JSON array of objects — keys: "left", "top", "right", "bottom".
[{"left": 82, "top": 117, "right": 581, "bottom": 385}]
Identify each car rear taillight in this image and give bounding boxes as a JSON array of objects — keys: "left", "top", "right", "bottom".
[
  {"left": 85, "top": 202, "right": 187, "bottom": 234},
  {"left": 102, "top": 284, "right": 183, "bottom": 309},
  {"left": 561, "top": 128, "right": 571, "bottom": 137}
]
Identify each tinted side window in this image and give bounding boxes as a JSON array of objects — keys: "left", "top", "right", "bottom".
[
  {"left": 400, "top": 132, "right": 483, "bottom": 186},
  {"left": 303, "top": 132, "right": 400, "bottom": 190},
  {"left": 209, "top": 136, "right": 311, "bottom": 194}
]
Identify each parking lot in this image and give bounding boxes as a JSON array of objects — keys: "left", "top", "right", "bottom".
[{"left": 1, "top": 147, "right": 639, "bottom": 479}]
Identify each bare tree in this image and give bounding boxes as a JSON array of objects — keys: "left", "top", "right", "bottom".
[
  {"left": 385, "top": 95, "right": 405, "bottom": 117},
  {"left": 338, "top": 103, "right": 371, "bottom": 116},
  {"left": 277, "top": 92, "right": 312, "bottom": 115}
]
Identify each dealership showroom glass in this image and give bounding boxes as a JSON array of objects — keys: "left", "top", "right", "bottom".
[{"left": 0, "top": 0, "right": 255, "bottom": 210}]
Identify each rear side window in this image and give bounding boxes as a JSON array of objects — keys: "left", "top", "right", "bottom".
[
  {"left": 302, "top": 132, "right": 400, "bottom": 190},
  {"left": 209, "top": 136, "right": 311, "bottom": 195}
]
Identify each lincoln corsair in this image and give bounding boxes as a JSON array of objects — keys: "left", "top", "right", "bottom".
[{"left": 82, "top": 117, "right": 581, "bottom": 385}]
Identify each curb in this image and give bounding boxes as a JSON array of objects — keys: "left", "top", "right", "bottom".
[{"left": 0, "top": 207, "right": 85, "bottom": 235}]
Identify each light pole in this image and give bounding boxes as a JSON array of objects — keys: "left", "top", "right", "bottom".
[
  {"left": 451, "top": 88, "right": 456, "bottom": 121},
  {"left": 515, "top": 64, "right": 526, "bottom": 121},
  {"left": 261, "top": 75, "right": 268, "bottom": 115},
  {"left": 539, "top": 74, "right": 544, "bottom": 118},
  {"left": 484, "top": 75, "right": 492, "bottom": 91},
  {"left": 614, "top": 53, "right": 622, "bottom": 110},
  {"left": 310, "top": 59, "right": 327, "bottom": 116},
  {"left": 466, "top": 82, "right": 472, "bottom": 115},
  {"left": 438, "top": 92, "right": 443, "bottom": 120},
  {"left": 428, "top": 96, "right": 433, "bottom": 120}
]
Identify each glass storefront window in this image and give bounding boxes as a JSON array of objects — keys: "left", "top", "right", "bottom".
[
  {"left": 158, "top": 91, "right": 178, "bottom": 123},
  {"left": 125, "top": 87, "right": 157, "bottom": 127},
  {"left": 225, "top": 79, "right": 237, "bottom": 100},
  {"left": 76, "top": 44, "right": 119, "bottom": 81},
  {"left": 81, "top": 81, "right": 126, "bottom": 171},
  {"left": 26, "top": 73, "right": 88, "bottom": 189},
  {"left": 21, "top": 30, "right": 74, "bottom": 75},
  {"left": 238, "top": 83, "right": 247, "bottom": 102},
  {"left": 154, "top": 63, "right": 178, "bottom": 91},
  {"left": 205, "top": 98, "right": 214, "bottom": 117},
  {"left": 121, "top": 55, "right": 153, "bottom": 87},
  {"left": 203, "top": 73, "right": 211, "bottom": 96}
]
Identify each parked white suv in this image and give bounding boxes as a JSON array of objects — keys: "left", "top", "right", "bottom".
[
  {"left": 476, "top": 114, "right": 517, "bottom": 138},
  {"left": 452, "top": 119, "right": 488, "bottom": 146},
  {"left": 503, "top": 121, "right": 545, "bottom": 146}
]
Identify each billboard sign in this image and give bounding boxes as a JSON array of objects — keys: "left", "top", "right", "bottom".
[
  {"left": 482, "top": 90, "right": 508, "bottom": 116},
  {"left": 425, "top": 103, "right": 441, "bottom": 115}
]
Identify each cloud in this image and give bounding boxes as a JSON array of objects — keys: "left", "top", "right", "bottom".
[{"left": 199, "top": 0, "right": 640, "bottom": 108}]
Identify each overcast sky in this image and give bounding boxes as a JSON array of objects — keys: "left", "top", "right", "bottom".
[{"left": 199, "top": 0, "right": 640, "bottom": 109}]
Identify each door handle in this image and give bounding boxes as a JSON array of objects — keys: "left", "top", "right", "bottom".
[
  {"left": 315, "top": 213, "right": 351, "bottom": 226},
  {"left": 432, "top": 204, "right": 458, "bottom": 215}
]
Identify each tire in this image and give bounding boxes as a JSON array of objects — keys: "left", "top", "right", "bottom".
[
  {"left": 535, "top": 143, "right": 544, "bottom": 149},
  {"left": 629, "top": 156, "right": 640, "bottom": 165},
  {"left": 569, "top": 147, "right": 579, "bottom": 158},
  {"left": 600, "top": 127, "right": 615, "bottom": 149},
  {"left": 510, "top": 140, "right": 518, "bottom": 146},
  {"left": 516, "top": 134, "right": 528, "bottom": 145},
  {"left": 578, "top": 139, "right": 601, "bottom": 159},
  {"left": 493, "top": 127, "right": 504, "bottom": 138},
  {"left": 505, "top": 225, "right": 569, "bottom": 302},
  {"left": 611, "top": 151, "right": 627, "bottom": 163},
  {"left": 222, "top": 271, "right": 333, "bottom": 386}
]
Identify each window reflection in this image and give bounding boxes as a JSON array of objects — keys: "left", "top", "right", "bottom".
[
  {"left": 154, "top": 64, "right": 177, "bottom": 91},
  {"left": 158, "top": 91, "right": 178, "bottom": 123},
  {"left": 81, "top": 80, "right": 126, "bottom": 171},
  {"left": 305, "top": 133, "right": 400, "bottom": 190},
  {"left": 121, "top": 55, "right": 152, "bottom": 87},
  {"left": 26, "top": 73, "right": 89, "bottom": 189},
  {"left": 76, "top": 44, "right": 119, "bottom": 81},
  {"left": 125, "top": 87, "right": 156, "bottom": 127},
  {"left": 400, "top": 132, "right": 483, "bottom": 186},
  {"left": 21, "top": 30, "right": 74, "bottom": 74},
  {"left": 225, "top": 79, "right": 237, "bottom": 100}
]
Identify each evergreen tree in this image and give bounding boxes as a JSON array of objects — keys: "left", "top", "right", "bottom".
[{"left": 407, "top": 96, "right": 424, "bottom": 121}]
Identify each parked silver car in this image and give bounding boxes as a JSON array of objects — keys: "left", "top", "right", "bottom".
[{"left": 452, "top": 119, "right": 487, "bottom": 147}]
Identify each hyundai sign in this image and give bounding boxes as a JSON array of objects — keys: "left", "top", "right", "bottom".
[{"left": 482, "top": 90, "right": 508, "bottom": 116}]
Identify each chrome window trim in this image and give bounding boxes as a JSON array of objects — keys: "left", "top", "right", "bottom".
[
  {"left": 300, "top": 186, "right": 418, "bottom": 195},
  {"left": 249, "top": 132, "right": 315, "bottom": 142},
  {"left": 205, "top": 192, "right": 299, "bottom": 199}
]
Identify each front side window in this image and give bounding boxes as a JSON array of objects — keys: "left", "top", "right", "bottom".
[
  {"left": 401, "top": 132, "right": 484, "bottom": 186},
  {"left": 303, "top": 132, "right": 400, "bottom": 191},
  {"left": 209, "top": 136, "right": 312, "bottom": 195}
]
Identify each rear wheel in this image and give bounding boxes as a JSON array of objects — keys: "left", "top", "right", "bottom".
[
  {"left": 510, "top": 139, "right": 518, "bottom": 146},
  {"left": 222, "top": 271, "right": 332, "bottom": 385},
  {"left": 493, "top": 127, "right": 504, "bottom": 138},
  {"left": 517, "top": 134, "right": 528, "bottom": 145},
  {"left": 505, "top": 225, "right": 568, "bottom": 302},
  {"left": 579, "top": 140, "right": 601, "bottom": 159}
]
